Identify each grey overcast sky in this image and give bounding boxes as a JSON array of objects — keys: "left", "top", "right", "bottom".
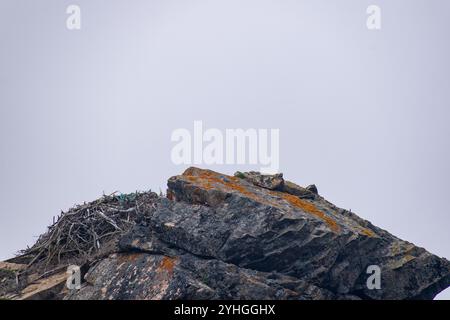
[{"left": 0, "top": 0, "right": 449, "bottom": 299}]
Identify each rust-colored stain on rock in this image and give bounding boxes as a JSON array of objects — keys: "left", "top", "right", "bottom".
[{"left": 159, "top": 256, "right": 177, "bottom": 274}]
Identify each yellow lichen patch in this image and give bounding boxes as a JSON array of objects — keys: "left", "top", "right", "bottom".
[
  {"left": 159, "top": 256, "right": 177, "bottom": 274},
  {"left": 273, "top": 192, "right": 340, "bottom": 233},
  {"left": 389, "top": 241, "right": 415, "bottom": 257},
  {"left": 359, "top": 228, "right": 376, "bottom": 237}
]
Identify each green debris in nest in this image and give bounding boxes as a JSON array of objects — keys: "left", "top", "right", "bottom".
[
  {"left": 115, "top": 192, "right": 139, "bottom": 206},
  {"left": 234, "top": 171, "right": 246, "bottom": 179}
]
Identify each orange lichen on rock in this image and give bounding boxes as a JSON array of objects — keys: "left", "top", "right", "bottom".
[
  {"left": 182, "top": 169, "right": 276, "bottom": 206},
  {"left": 274, "top": 192, "right": 341, "bottom": 233},
  {"left": 180, "top": 168, "right": 341, "bottom": 233},
  {"left": 159, "top": 256, "right": 177, "bottom": 274}
]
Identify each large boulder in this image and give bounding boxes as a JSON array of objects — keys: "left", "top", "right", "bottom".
[
  {"left": 2, "top": 167, "right": 449, "bottom": 300},
  {"left": 72, "top": 167, "right": 449, "bottom": 300}
]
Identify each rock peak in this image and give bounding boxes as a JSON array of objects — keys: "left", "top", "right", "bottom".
[{"left": 1, "top": 167, "right": 449, "bottom": 300}]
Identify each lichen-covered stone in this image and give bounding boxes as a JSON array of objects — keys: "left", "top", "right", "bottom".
[
  {"left": 3, "top": 167, "right": 450, "bottom": 300},
  {"left": 234, "top": 171, "right": 285, "bottom": 190},
  {"left": 161, "top": 167, "right": 450, "bottom": 299}
]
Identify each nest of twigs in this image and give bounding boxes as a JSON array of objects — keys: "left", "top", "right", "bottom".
[{"left": 18, "top": 191, "right": 159, "bottom": 274}]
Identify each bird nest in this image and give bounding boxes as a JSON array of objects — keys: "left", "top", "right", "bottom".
[{"left": 18, "top": 191, "right": 159, "bottom": 274}]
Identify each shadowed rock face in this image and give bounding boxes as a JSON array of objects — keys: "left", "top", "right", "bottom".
[
  {"left": 66, "top": 252, "right": 337, "bottom": 300},
  {"left": 3, "top": 167, "right": 450, "bottom": 300}
]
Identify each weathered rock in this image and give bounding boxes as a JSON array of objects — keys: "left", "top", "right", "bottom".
[
  {"left": 0, "top": 261, "right": 74, "bottom": 300},
  {"left": 234, "top": 170, "right": 317, "bottom": 199},
  {"left": 306, "top": 184, "right": 318, "bottom": 195},
  {"left": 67, "top": 251, "right": 338, "bottom": 300},
  {"left": 234, "top": 171, "right": 285, "bottom": 190},
  {"left": 17, "top": 272, "right": 67, "bottom": 300},
  {"left": 0, "top": 262, "right": 24, "bottom": 298},
  {"left": 282, "top": 180, "right": 317, "bottom": 200},
  {"left": 2, "top": 167, "right": 450, "bottom": 300},
  {"left": 161, "top": 168, "right": 450, "bottom": 299}
]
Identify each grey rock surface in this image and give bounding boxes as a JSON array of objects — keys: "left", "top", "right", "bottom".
[{"left": 66, "top": 251, "right": 337, "bottom": 300}]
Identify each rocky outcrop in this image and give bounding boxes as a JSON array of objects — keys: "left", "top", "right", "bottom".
[
  {"left": 2, "top": 167, "right": 450, "bottom": 300},
  {"left": 66, "top": 252, "right": 336, "bottom": 300}
]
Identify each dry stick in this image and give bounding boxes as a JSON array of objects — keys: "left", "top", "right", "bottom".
[
  {"left": 26, "top": 249, "right": 44, "bottom": 268},
  {"left": 96, "top": 211, "right": 122, "bottom": 231}
]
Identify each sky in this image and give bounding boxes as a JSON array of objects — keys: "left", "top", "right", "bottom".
[{"left": 0, "top": 0, "right": 449, "bottom": 299}]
